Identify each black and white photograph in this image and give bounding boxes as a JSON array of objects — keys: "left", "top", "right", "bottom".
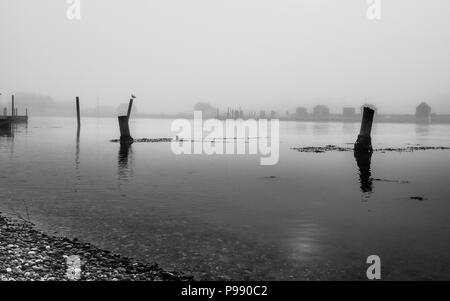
[{"left": 1, "top": 0, "right": 450, "bottom": 293}]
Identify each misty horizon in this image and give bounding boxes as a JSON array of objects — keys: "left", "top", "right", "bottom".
[
  {"left": 0, "top": 90, "right": 447, "bottom": 117},
  {"left": 1, "top": 0, "right": 450, "bottom": 115}
]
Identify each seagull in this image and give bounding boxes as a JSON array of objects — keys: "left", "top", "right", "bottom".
[{"left": 131, "top": 94, "right": 136, "bottom": 99}]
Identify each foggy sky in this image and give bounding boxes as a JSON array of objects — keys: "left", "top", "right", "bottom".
[{"left": 1, "top": 0, "right": 449, "bottom": 115}]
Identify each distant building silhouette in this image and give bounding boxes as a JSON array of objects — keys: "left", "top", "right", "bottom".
[
  {"left": 313, "top": 105, "right": 330, "bottom": 117},
  {"left": 416, "top": 102, "right": 431, "bottom": 117},
  {"left": 270, "top": 110, "right": 276, "bottom": 119},
  {"left": 296, "top": 107, "right": 308, "bottom": 118},
  {"left": 343, "top": 107, "right": 356, "bottom": 117},
  {"left": 415, "top": 102, "right": 431, "bottom": 123},
  {"left": 260, "top": 110, "right": 266, "bottom": 118},
  {"left": 194, "top": 102, "right": 216, "bottom": 118}
]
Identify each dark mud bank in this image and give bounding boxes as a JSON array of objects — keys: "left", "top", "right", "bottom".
[{"left": 292, "top": 145, "right": 450, "bottom": 153}]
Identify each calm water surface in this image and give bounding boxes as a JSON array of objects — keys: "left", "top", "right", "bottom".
[{"left": 1, "top": 117, "right": 450, "bottom": 280}]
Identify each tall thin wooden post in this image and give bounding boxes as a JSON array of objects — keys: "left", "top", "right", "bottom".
[
  {"left": 354, "top": 107, "right": 375, "bottom": 153},
  {"left": 76, "top": 97, "right": 81, "bottom": 131},
  {"left": 11, "top": 95, "right": 14, "bottom": 117},
  {"left": 127, "top": 98, "right": 134, "bottom": 119},
  {"left": 118, "top": 116, "right": 133, "bottom": 144}
]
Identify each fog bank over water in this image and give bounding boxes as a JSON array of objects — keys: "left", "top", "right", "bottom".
[{"left": 1, "top": 0, "right": 449, "bottom": 115}]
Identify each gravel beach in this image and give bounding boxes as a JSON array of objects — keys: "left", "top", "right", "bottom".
[{"left": 0, "top": 213, "right": 192, "bottom": 281}]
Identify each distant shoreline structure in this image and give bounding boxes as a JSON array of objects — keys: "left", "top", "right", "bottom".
[
  {"left": 5, "top": 92, "right": 449, "bottom": 124},
  {"left": 128, "top": 113, "right": 450, "bottom": 124}
]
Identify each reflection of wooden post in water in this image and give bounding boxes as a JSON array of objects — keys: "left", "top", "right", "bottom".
[
  {"left": 119, "top": 143, "right": 131, "bottom": 167},
  {"left": 354, "top": 107, "right": 375, "bottom": 153},
  {"left": 76, "top": 97, "right": 81, "bottom": 132},
  {"left": 118, "top": 143, "right": 133, "bottom": 181},
  {"left": 118, "top": 116, "right": 133, "bottom": 144},
  {"left": 75, "top": 134, "right": 80, "bottom": 175},
  {"left": 354, "top": 151, "right": 373, "bottom": 193}
]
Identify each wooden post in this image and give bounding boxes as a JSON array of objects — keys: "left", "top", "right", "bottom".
[
  {"left": 11, "top": 95, "right": 14, "bottom": 117},
  {"left": 118, "top": 116, "right": 133, "bottom": 144},
  {"left": 76, "top": 97, "right": 81, "bottom": 131},
  {"left": 354, "top": 107, "right": 375, "bottom": 153},
  {"left": 15, "top": 108, "right": 18, "bottom": 116},
  {"left": 26, "top": 108, "right": 28, "bottom": 116},
  {"left": 127, "top": 98, "right": 134, "bottom": 119},
  {"left": 3, "top": 108, "right": 6, "bottom": 116}
]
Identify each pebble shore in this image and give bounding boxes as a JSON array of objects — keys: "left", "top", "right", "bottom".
[{"left": 0, "top": 213, "right": 192, "bottom": 281}]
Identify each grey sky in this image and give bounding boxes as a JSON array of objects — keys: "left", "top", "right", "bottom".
[{"left": 1, "top": 0, "right": 449, "bottom": 114}]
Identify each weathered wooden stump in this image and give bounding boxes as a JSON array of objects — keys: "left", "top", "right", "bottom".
[
  {"left": 354, "top": 107, "right": 375, "bottom": 153},
  {"left": 118, "top": 116, "right": 133, "bottom": 144}
]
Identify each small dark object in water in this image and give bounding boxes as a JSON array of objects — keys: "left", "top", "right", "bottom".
[
  {"left": 373, "top": 178, "right": 410, "bottom": 184},
  {"left": 410, "top": 196, "right": 426, "bottom": 201},
  {"left": 264, "top": 176, "right": 277, "bottom": 179}
]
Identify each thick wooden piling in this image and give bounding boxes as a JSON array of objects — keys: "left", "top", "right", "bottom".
[
  {"left": 118, "top": 116, "right": 133, "bottom": 144},
  {"left": 76, "top": 97, "right": 81, "bottom": 131},
  {"left": 354, "top": 107, "right": 375, "bottom": 153},
  {"left": 127, "top": 98, "right": 134, "bottom": 119}
]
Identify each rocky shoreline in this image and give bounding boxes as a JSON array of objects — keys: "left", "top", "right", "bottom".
[{"left": 0, "top": 213, "right": 193, "bottom": 281}]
